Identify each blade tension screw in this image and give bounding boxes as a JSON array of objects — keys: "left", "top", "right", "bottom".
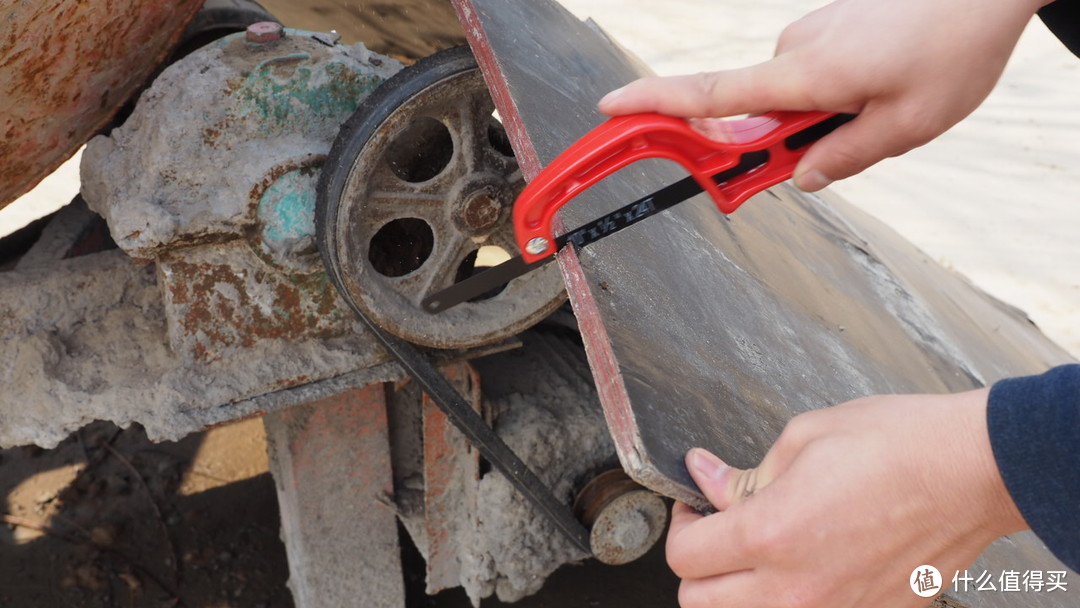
[{"left": 525, "top": 237, "right": 550, "bottom": 255}]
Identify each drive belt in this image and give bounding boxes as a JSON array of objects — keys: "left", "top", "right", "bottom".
[{"left": 356, "top": 311, "right": 593, "bottom": 554}]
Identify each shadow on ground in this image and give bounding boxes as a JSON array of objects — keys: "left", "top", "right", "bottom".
[
  {"left": 0, "top": 418, "right": 680, "bottom": 607},
  {"left": 0, "top": 421, "right": 292, "bottom": 608}
]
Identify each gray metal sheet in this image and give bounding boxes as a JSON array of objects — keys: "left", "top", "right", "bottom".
[{"left": 454, "top": 0, "right": 1076, "bottom": 602}]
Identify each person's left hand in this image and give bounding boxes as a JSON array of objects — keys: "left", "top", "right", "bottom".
[{"left": 668, "top": 389, "right": 1027, "bottom": 608}]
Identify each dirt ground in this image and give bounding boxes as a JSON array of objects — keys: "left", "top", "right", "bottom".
[
  {"left": 0, "top": 417, "right": 679, "bottom": 608},
  {"left": 0, "top": 420, "right": 290, "bottom": 607}
]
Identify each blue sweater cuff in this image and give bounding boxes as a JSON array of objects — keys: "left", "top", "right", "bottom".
[{"left": 988, "top": 364, "right": 1080, "bottom": 572}]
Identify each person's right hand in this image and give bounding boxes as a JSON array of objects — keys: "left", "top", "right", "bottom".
[{"left": 599, "top": 0, "right": 1050, "bottom": 191}]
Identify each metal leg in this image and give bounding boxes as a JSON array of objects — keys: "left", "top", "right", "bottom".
[
  {"left": 420, "top": 363, "right": 482, "bottom": 595},
  {"left": 264, "top": 384, "right": 405, "bottom": 608}
]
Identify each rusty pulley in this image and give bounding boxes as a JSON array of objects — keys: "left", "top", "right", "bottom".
[{"left": 316, "top": 46, "right": 566, "bottom": 349}]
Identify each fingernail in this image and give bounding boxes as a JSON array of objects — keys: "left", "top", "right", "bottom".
[
  {"left": 599, "top": 86, "right": 625, "bottom": 106},
  {"left": 795, "top": 169, "right": 832, "bottom": 192},
  {"left": 687, "top": 448, "right": 726, "bottom": 479}
]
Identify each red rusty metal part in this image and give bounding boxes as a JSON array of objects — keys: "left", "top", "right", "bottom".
[
  {"left": 421, "top": 362, "right": 482, "bottom": 594},
  {"left": 0, "top": 0, "right": 204, "bottom": 210},
  {"left": 264, "top": 382, "right": 406, "bottom": 606},
  {"left": 158, "top": 241, "right": 357, "bottom": 363},
  {"left": 244, "top": 20, "right": 284, "bottom": 43}
]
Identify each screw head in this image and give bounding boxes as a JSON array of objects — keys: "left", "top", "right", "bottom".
[
  {"left": 246, "top": 21, "right": 284, "bottom": 44},
  {"left": 525, "top": 237, "right": 550, "bottom": 256},
  {"left": 461, "top": 191, "right": 502, "bottom": 232}
]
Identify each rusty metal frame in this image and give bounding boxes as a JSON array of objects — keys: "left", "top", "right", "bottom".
[{"left": 264, "top": 382, "right": 405, "bottom": 608}]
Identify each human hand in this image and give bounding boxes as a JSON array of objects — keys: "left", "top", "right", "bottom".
[
  {"left": 599, "top": 0, "right": 1050, "bottom": 191},
  {"left": 667, "top": 389, "right": 1027, "bottom": 608}
]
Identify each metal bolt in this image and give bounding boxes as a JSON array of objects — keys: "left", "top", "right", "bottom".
[
  {"left": 525, "top": 237, "right": 550, "bottom": 256},
  {"left": 462, "top": 192, "right": 502, "bottom": 232},
  {"left": 573, "top": 469, "right": 669, "bottom": 565},
  {"left": 246, "top": 21, "right": 284, "bottom": 44}
]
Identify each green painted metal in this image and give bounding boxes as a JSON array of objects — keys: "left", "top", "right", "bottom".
[
  {"left": 258, "top": 167, "right": 319, "bottom": 243},
  {"left": 218, "top": 30, "right": 386, "bottom": 137}
]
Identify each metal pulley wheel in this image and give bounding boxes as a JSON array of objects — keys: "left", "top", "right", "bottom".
[{"left": 317, "top": 46, "right": 566, "bottom": 349}]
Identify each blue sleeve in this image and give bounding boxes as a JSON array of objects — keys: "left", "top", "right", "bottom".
[
  {"left": 987, "top": 364, "right": 1080, "bottom": 572},
  {"left": 1040, "top": 0, "right": 1080, "bottom": 58}
]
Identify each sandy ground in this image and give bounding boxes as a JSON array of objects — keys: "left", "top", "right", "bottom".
[{"left": 1, "top": 1, "right": 1076, "bottom": 607}]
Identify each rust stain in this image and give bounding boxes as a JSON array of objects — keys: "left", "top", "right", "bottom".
[
  {"left": 273, "top": 374, "right": 312, "bottom": 390},
  {"left": 421, "top": 363, "right": 482, "bottom": 592},
  {"left": 0, "top": 0, "right": 203, "bottom": 209},
  {"left": 162, "top": 254, "right": 354, "bottom": 362}
]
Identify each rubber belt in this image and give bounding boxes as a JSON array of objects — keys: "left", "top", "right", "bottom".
[{"left": 355, "top": 313, "right": 593, "bottom": 554}]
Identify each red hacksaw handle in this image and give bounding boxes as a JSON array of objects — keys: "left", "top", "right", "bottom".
[{"left": 512, "top": 110, "right": 840, "bottom": 263}]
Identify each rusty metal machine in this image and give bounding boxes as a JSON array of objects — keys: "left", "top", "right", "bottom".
[
  {"left": 1, "top": 1, "right": 669, "bottom": 605},
  {"left": 0, "top": 0, "right": 1076, "bottom": 607}
]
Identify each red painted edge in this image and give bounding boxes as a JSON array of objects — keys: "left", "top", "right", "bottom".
[
  {"left": 451, "top": 0, "right": 544, "bottom": 181},
  {"left": 556, "top": 247, "right": 639, "bottom": 456},
  {"left": 451, "top": 0, "right": 641, "bottom": 464}
]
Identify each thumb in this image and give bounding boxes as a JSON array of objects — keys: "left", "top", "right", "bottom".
[{"left": 685, "top": 448, "right": 767, "bottom": 511}]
